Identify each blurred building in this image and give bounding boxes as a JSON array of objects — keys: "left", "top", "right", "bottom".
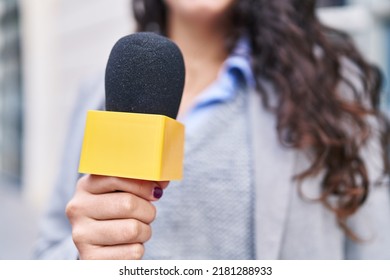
[
  {"left": 0, "top": 0, "right": 389, "bottom": 259},
  {"left": 0, "top": 0, "right": 22, "bottom": 185},
  {"left": 0, "top": 0, "right": 132, "bottom": 259}
]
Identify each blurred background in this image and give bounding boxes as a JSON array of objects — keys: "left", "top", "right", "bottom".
[{"left": 0, "top": 0, "right": 389, "bottom": 259}]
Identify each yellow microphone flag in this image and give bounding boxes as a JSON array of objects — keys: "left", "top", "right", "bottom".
[{"left": 78, "top": 110, "right": 185, "bottom": 181}]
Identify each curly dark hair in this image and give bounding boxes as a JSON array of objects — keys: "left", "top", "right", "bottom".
[{"left": 132, "top": 0, "right": 389, "bottom": 240}]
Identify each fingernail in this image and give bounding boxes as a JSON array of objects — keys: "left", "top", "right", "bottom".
[{"left": 153, "top": 187, "right": 163, "bottom": 199}]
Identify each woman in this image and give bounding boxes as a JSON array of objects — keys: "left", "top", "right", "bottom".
[{"left": 35, "top": 0, "right": 390, "bottom": 259}]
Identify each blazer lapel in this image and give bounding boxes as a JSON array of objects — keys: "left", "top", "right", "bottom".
[{"left": 248, "top": 86, "right": 296, "bottom": 259}]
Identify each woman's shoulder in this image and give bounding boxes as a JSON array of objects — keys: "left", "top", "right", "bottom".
[{"left": 75, "top": 71, "right": 106, "bottom": 111}]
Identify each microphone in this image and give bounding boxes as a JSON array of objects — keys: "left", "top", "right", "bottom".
[
  {"left": 78, "top": 32, "right": 185, "bottom": 181},
  {"left": 105, "top": 32, "right": 185, "bottom": 118}
]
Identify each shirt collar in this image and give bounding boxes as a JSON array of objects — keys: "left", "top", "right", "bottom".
[{"left": 192, "top": 37, "right": 255, "bottom": 109}]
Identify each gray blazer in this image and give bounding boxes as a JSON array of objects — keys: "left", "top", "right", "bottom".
[
  {"left": 34, "top": 74, "right": 390, "bottom": 259},
  {"left": 249, "top": 80, "right": 390, "bottom": 259}
]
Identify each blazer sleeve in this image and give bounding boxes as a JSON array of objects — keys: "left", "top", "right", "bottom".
[
  {"left": 33, "top": 74, "right": 105, "bottom": 259},
  {"left": 339, "top": 58, "right": 390, "bottom": 259},
  {"left": 345, "top": 120, "right": 390, "bottom": 259}
]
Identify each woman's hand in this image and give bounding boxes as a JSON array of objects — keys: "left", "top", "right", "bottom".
[{"left": 65, "top": 174, "right": 168, "bottom": 260}]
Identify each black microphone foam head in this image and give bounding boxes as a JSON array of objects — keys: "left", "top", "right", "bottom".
[{"left": 105, "top": 32, "right": 185, "bottom": 119}]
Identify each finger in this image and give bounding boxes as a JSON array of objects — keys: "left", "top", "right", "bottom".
[
  {"left": 78, "top": 175, "right": 169, "bottom": 201},
  {"left": 82, "top": 192, "right": 157, "bottom": 224},
  {"left": 79, "top": 243, "right": 145, "bottom": 260},
  {"left": 74, "top": 219, "right": 152, "bottom": 246}
]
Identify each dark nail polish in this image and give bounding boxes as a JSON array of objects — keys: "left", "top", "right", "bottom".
[{"left": 153, "top": 187, "right": 163, "bottom": 199}]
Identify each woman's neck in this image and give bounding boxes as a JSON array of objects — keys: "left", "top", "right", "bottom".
[{"left": 167, "top": 13, "right": 229, "bottom": 117}]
